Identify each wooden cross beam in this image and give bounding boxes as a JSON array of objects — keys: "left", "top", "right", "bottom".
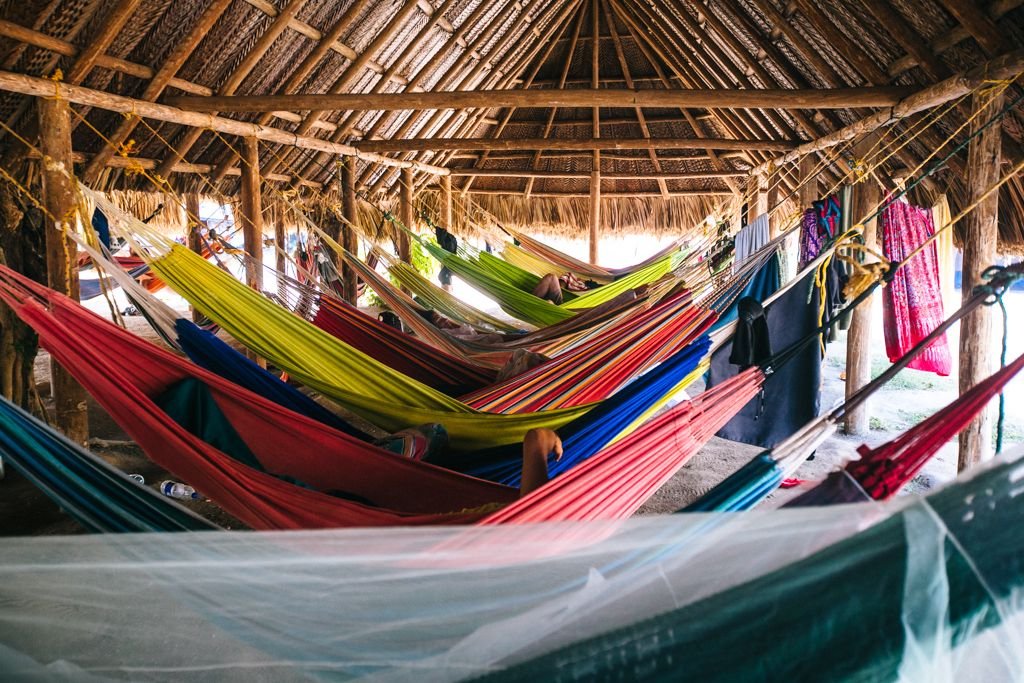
[
  {"left": 353, "top": 136, "right": 796, "bottom": 153},
  {"left": 165, "top": 86, "right": 915, "bottom": 113}
]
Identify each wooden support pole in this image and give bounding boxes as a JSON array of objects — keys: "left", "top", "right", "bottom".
[
  {"left": 798, "top": 154, "right": 820, "bottom": 208},
  {"left": 958, "top": 90, "right": 1004, "bottom": 471},
  {"left": 441, "top": 174, "right": 454, "bottom": 229},
  {"left": 185, "top": 193, "right": 204, "bottom": 323},
  {"left": 341, "top": 155, "right": 359, "bottom": 304},
  {"left": 843, "top": 135, "right": 883, "bottom": 436},
  {"left": 747, "top": 171, "right": 768, "bottom": 225},
  {"left": 589, "top": 168, "right": 601, "bottom": 264},
  {"left": 398, "top": 167, "right": 414, "bottom": 274},
  {"left": 239, "top": 137, "right": 263, "bottom": 291},
  {"left": 37, "top": 96, "right": 88, "bottom": 444},
  {"left": 274, "top": 219, "right": 286, "bottom": 295}
]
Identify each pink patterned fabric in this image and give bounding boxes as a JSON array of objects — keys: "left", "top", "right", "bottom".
[{"left": 881, "top": 199, "right": 952, "bottom": 376}]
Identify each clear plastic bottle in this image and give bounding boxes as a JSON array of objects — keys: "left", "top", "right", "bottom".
[
  {"left": 159, "top": 481, "right": 202, "bottom": 501},
  {"left": 127, "top": 474, "right": 145, "bottom": 485}
]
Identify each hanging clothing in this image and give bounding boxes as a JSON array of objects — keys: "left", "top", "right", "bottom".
[
  {"left": 881, "top": 198, "right": 952, "bottom": 376},
  {"left": 931, "top": 195, "right": 958, "bottom": 312},
  {"left": 707, "top": 260, "right": 822, "bottom": 448},
  {"left": 733, "top": 213, "right": 770, "bottom": 270},
  {"left": 799, "top": 195, "right": 843, "bottom": 267}
]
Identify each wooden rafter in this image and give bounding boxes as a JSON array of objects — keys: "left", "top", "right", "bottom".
[
  {"left": 80, "top": 0, "right": 235, "bottom": 184},
  {"left": 151, "top": 0, "right": 311, "bottom": 183}
]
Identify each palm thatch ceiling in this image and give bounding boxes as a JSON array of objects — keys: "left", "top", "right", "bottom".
[{"left": 0, "top": 0, "right": 1022, "bottom": 241}]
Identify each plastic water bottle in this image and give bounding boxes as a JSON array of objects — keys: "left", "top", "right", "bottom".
[
  {"left": 127, "top": 474, "right": 145, "bottom": 485},
  {"left": 160, "top": 481, "right": 202, "bottom": 501}
]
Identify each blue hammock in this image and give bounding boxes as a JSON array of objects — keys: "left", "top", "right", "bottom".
[{"left": 0, "top": 396, "right": 218, "bottom": 532}]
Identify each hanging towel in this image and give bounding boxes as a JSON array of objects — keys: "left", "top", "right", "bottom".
[
  {"left": 733, "top": 213, "right": 770, "bottom": 270},
  {"left": 881, "top": 198, "right": 952, "bottom": 376}
]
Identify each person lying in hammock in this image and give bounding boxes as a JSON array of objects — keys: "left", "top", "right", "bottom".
[{"left": 532, "top": 272, "right": 599, "bottom": 305}]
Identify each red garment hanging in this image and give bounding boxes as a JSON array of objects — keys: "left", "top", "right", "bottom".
[{"left": 881, "top": 199, "right": 952, "bottom": 376}]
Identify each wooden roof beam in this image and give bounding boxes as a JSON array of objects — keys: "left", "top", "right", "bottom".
[
  {"left": 750, "top": 49, "right": 1024, "bottom": 173},
  {"left": 465, "top": 189, "right": 734, "bottom": 198},
  {"left": 888, "top": 0, "right": 1022, "bottom": 77},
  {"left": 167, "top": 85, "right": 914, "bottom": 113},
  {"left": 448, "top": 168, "right": 746, "bottom": 179},
  {"left": 609, "top": 0, "right": 741, "bottom": 194},
  {"left": 65, "top": 0, "right": 142, "bottom": 85},
  {"left": 0, "top": 19, "right": 212, "bottom": 96},
  {"left": 0, "top": 69, "right": 449, "bottom": 175},
  {"left": 603, "top": 0, "right": 666, "bottom": 198},
  {"left": 524, "top": 2, "right": 587, "bottom": 199},
  {"left": 935, "top": 0, "right": 1007, "bottom": 56},
  {"left": 151, "top": 0, "right": 310, "bottom": 186},
  {"left": 618, "top": 0, "right": 776, "bottom": 178},
  {"left": 356, "top": 136, "right": 795, "bottom": 153},
  {"left": 362, "top": 1, "right": 570, "bottom": 192},
  {"left": 209, "top": 0, "right": 372, "bottom": 183},
  {"left": 459, "top": 0, "right": 581, "bottom": 195}
]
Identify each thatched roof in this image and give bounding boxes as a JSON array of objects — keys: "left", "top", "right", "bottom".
[{"left": 0, "top": 0, "right": 1022, "bottom": 243}]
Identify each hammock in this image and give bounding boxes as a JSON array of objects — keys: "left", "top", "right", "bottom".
[
  {"left": 350, "top": 247, "right": 664, "bottom": 361},
  {"left": 134, "top": 239, "right": 712, "bottom": 448},
  {"left": 501, "top": 224, "right": 687, "bottom": 282},
  {"left": 479, "top": 451, "right": 1024, "bottom": 681},
  {"left": 4, "top": 449, "right": 1018, "bottom": 680},
  {"left": 0, "top": 395, "right": 218, "bottom": 532},
  {"left": 789, "top": 351, "right": 1024, "bottom": 506},
  {"left": 310, "top": 294, "right": 499, "bottom": 392},
  {"left": 881, "top": 198, "right": 952, "bottom": 376},
  {"left": 0, "top": 270, "right": 754, "bottom": 530},
  {"left": 419, "top": 237, "right": 681, "bottom": 323}
]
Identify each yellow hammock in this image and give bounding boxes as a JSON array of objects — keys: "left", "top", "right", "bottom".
[{"left": 149, "top": 244, "right": 592, "bottom": 449}]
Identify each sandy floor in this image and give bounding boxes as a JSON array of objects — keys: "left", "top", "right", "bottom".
[{"left": 1, "top": 283, "right": 1020, "bottom": 534}]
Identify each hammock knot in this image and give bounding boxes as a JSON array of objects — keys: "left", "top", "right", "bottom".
[{"left": 977, "top": 262, "right": 1024, "bottom": 304}]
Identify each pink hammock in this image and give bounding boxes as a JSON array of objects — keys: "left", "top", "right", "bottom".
[{"left": 881, "top": 199, "right": 952, "bottom": 376}]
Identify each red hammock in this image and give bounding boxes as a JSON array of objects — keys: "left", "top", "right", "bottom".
[
  {"left": 483, "top": 368, "right": 764, "bottom": 524},
  {"left": 881, "top": 199, "right": 952, "bottom": 376},
  {"left": 847, "top": 352, "right": 1024, "bottom": 500},
  {"left": 312, "top": 296, "right": 498, "bottom": 395}
]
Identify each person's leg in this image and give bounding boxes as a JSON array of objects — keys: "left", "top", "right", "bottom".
[{"left": 532, "top": 273, "right": 563, "bottom": 305}]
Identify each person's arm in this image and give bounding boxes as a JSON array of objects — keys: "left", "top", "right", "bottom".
[{"left": 520, "top": 428, "right": 563, "bottom": 497}]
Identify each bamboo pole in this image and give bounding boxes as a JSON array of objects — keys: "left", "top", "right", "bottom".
[
  {"left": 958, "top": 90, "right": 1004, "bottom": 471},
  {"left": 37, "top": 96, "right": 88, "bottom": 445},
  {"left": 0, "top": 70, "right": 449, "bottom": 176},
  {"left": 239, "top": 137, "right": 264, "bottom": 291}
]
